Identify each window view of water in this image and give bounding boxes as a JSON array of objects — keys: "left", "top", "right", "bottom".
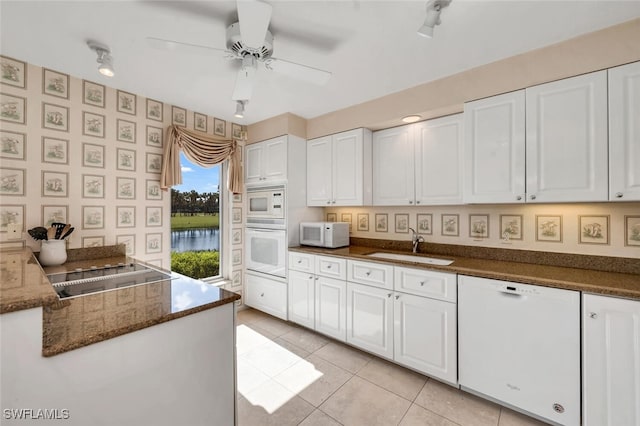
[{"left": 171, "top": 228, "right": 220, "bottom": 252}]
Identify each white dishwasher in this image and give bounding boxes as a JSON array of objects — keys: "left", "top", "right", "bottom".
[{"left": 458, "top": 275, "right": 580, "bottom": 426}]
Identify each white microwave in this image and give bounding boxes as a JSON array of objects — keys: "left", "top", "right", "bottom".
[
  {"left": 246, "top": 185, "right": 285, "bottom": 228},
  {"left": 299, "top": 222, "right": 349, "bottom": 248}
]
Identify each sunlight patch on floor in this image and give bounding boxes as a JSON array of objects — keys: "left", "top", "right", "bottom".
[{"left": 236, "top": 324, "right": 323, "bottom": 414}]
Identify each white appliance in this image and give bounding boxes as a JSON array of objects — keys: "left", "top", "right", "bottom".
[
  {"left": 245, "top": 228, "right": 286, "bottom": 278},
  {"left": 300, "top": 222, "right": 350, "bottom": 248},
  {"left": 246, "top": 185, "right": 285, "bottom": 228},
  {"left": 458, "top": 276, "right": 580, "bottom": 426}
]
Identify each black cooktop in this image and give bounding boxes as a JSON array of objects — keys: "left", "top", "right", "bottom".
[{"left": 47, "top": 263, "right": 173, "bottom": 300}]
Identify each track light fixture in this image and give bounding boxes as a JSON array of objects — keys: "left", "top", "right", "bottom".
[
  {"left": 234, "top": 100, "right": 247, "bottom": 119},
  {"left": 417, "top": 0, "right": 452, "bottom": 38},
  {"left": 87, "top": 41, "right": 115, "bottom": 77}
]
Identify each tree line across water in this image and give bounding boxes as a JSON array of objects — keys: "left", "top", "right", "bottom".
[{"left": 171, "top": 189, "right": 219, "bottom": 216}]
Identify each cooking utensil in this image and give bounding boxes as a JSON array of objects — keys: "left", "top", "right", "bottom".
[
  {"left": 51, "top": 222, "right": 66, "bottom": 239},
  {"left": 47, "top": 227, "right": 56, "bottom": 240},
  {"left": 60, "top": 226, "right": 74, "bottom": 240},
  {"left": 28, "top": 226, "right": 49, "bottom": 241},
  {"left": 59, "top": 224, "right": 71, "bottom": 240}
]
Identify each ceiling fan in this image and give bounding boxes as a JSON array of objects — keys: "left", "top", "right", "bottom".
[{"left": 147, "top": 0, "right": 332, "bottom": 112}]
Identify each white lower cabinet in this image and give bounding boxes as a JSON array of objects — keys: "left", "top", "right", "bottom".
[
  {"left": 288, "top": 270, "right": 315, "bottom": 329},
  {"left": 394, "top": 292, "right": 457, "bottom": 385},
  {"left": 245, "top": 272, "right": 287, "bottom": 320},
  {"left": 583, "top": 294, "right": 640, "bottom": 426},
  {"left": 315, "top": 276, "right": 347, "bottom": 341},
  {"left": 346, "top": 282, "right": 394, "bottom": 359}
]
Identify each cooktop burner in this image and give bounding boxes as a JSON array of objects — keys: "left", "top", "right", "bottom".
[{"left": 47, "top": 263, "right": 174, "bottom": 300}]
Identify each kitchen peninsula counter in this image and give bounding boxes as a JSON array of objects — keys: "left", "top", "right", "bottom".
[
  {"left": 0, "top": 246, "right": 240, "bottom": 356},
  {"left": 289, "top": 242, "right": 640, "bottom": 300}
]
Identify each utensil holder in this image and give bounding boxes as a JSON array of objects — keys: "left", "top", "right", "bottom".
[{"left": 39, "top": 240, "right": 67, "bottom": 266}]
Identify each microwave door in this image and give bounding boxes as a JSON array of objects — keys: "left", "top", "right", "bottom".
[{"left": 249, "top": 196, "right": 270, "bottom": 215}]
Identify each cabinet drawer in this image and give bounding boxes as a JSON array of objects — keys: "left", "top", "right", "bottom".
[
  {"left": 315, "top": 255, "right": 347, "bottom": 280},
  {"left": 245, "top": 273, "right": 287, "bottom": 320},
  {"left": 394, "top": 267, "right": 457, "bottom": 302},
  {"left": 347, "top": 260, "right": 394, "bottom": 289},
  {"left": 289, "top": 252, "right": 315, "bottom": 273}
]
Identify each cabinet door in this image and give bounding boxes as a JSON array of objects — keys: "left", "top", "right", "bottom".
[
  {"left": 463, "top": 90, "right": 526, "bottom": 203},
  {"left": 315, "top": 276, "right": 347, "bottom": 342},
  {"left": 245, "top": 273, "right": 287, "bottom": 320},
  {"left": 609, "top": 61, "right": 640, "bottom": 201},
  {"left": 245, "top": 143, "right": 264, "bottom": 184},
  {"left": 346, "top": 282, "right": 394, "bottom": 359},
  {"left": 415, "top": 114, "right": 464, "bottom": 205},
  {"left": 526, "top": 71, "right": 608, "bottom": 202},
  {"left": 394, "top": 292, "right": 457, "bottom": 384},
  {"left": 263, "top": 137, "right": 288, "bottom": 182},
  {"left": 583, "top": 294, "right": 640, "bottom": 426},
  {"left": 306, "top": 136, "right": 333, "bottom": 206},
  {"left": 333, "top": 129, "right": 364, "bottom": 206},
  {"left": 288, "top": 270, "right": 315, "bottom": 329},
  {"left": 373, "top": 126, "right": 415, "bottom": 205}
]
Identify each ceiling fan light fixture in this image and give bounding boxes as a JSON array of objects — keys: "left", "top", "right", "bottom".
[
  {"left": 234, "top": 100, "right": 246, "bottom": 119},
  {"left": 417, "top": 0, "right": 452, "bottom": 38},
  {"left": 87, "top": 41, "right": 115, "bottom": 77},
  {"left": 402, "top": 115, "right": 422, "bottom": 123}
]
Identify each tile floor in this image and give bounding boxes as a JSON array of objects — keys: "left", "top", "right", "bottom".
[{"left": 236, "top": 308, "right": 549, "bottom": 426}]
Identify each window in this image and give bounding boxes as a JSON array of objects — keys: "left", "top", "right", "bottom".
[{"left": 170, "top": 152, "right": 222, "bottom": 280}]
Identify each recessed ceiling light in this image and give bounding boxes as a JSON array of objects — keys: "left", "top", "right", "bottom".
[{"left": 402, "top": 115, "right": 422, "bottom": 123}]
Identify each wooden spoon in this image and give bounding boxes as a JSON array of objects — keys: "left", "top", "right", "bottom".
[
  {"left": 47, "top": 226, "right": 56, "bottom": 240},
  {"left": 59, "top": 224, "right": 71, "bottom": 240}
]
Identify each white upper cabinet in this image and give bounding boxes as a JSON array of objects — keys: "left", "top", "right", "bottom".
[
  {"left": 526, "top": 70, "right": 608, "bottom": 202},
  {"left": 609, "top": 61, "right": 640, "bottom": 201},
  {"left": 306, "top": 128, "right": 372, "bottom": 206},
  {"left": 414, "top": 115, "right": 464, "bottom": 205},
  {"left": 245, "top": 136, "right": 287, "bottom": 185},
  {"left": 373, "top": 114, "right": 463, "bottom": 206},
  {"left": 463, "top": 90, "right": 526, "bottom": 203},
  {"left": 373, "top": 125, "right": 414, "bottom": 205}
]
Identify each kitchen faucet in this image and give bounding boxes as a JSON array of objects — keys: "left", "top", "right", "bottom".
[{"left": 409, "top": 228, "right": 424, "bottom": 253}]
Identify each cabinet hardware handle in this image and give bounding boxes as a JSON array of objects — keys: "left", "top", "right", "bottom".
[
  {"left": 327, "top": 201, "right": 331, "bottom": 204},
  {"left": 530, "top": 195, "right": 536, "bottom": 200},
  {"left": 387, "top": 293, "right": 392, "bottom": 298},
  {"left": 416, "top": 201, "right": 421, "bottom": 204},
  {"left": 332, "top": 200, "right": 336, "bottom": 204},
  {"left": 297, "top": 260, "right": 302, "bottom": 263},
  {"left": 616, "top": 192, "right": 623, "bottom": 198},
  {"left": 365, "top": 271, "right": 371, "bottom": 276},
  {"left": 315, "top": 277, "right": 319, "bottom": 281},
  {"left": 589, "top": 312, "right": 597, "bottom": 319},
  {"left": 420, "top": 281, "right": 425, "bottom": 286},
  {"left": 309, "top": 276, "right": 313, "bottom": 279},
  {"left": 260, "top": 293, "right": 264, "bottom": 297},
  {"left": 395, "top": 295, "right": 400, "bottom": 300},
  {"left": 327, "top": 265, "right": 332, "bottom": 269},
  {"left": 409, "top": 200, "right": 413, "bottom": 204},
  {"left": 516, "top": 195, "right": 522, "bottom": 201}
]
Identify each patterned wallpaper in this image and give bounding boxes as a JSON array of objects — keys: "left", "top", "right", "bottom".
[
  {"left": 0, "top": 56, "right": 244, "bottom": 286},
  {"left": 326, "top": 203, "right": 640, "bottom": 258}
]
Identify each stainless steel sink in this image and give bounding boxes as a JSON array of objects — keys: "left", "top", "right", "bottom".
[{"left": 366, "top": 252, "right": 454, "bottom": 266}]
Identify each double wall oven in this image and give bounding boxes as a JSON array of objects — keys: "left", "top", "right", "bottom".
[{"left": 245, "top": 185, "right": 287, "bottom": 279}]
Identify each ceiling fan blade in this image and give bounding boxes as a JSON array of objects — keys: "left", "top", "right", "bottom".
[
  {"left": 266, "top": 58, "right": 332, "bottom": 85},
  {"left": 146, "top": 36, "right": 228, "bottom": 57},
  {"left": 232, "top": 66, "right": 256, "bottom": 101},
  {"left": 237, "top": 0, "right": 272, "bottom": 49}
]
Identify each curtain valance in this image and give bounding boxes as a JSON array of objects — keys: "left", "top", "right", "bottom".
[{"left": 160, "top": 125, "right": 242, "bottom": 193}]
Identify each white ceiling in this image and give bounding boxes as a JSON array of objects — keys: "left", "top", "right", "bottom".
[{"left": 1, "top": 1, "right": 639, "bottom": 125}]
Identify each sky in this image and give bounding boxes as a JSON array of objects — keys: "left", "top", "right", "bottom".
[{"left": 173, "top": 152, "right": 220, "bottom": 194}]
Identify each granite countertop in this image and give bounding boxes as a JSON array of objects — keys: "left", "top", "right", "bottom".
[
  {"left": 0, "top": 246, "right": 240, "bottom": 356},
  {"left": 289, "top": 245, "right": 640, "bottom": 300},
  {"left": 0, "top": 247, "right": 59, "bottom": 313}
]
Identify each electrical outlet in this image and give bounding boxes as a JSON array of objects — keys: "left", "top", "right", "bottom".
[{"left": 7, "top": 223, "right": 22, "bottom": 240}]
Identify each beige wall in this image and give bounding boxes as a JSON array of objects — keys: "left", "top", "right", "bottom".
[
  {"left": 247, "top": 112, "right": 307, "bottom": 144},
  {"left": 0, "top": 59, "right": 240, "bottom": 271},
  {"left": 327, "top": 203, "right": 640, "bottom": 258}
]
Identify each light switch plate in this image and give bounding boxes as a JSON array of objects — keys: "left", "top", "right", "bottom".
[{"left": 7, "top": 223, "right": 22, "bottom": 240}]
